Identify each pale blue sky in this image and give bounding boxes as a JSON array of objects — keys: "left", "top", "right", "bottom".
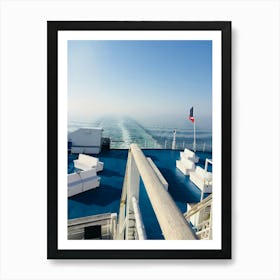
[{"left": 68, "top": 40, "right": 212, "bottom": 129}]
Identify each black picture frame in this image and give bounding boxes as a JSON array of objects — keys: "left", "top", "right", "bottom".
[{"left": 47, "top": 21, "right": 231, "bottom": 259}]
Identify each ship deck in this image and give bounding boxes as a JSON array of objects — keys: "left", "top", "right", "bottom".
[{"left": 68, "top": 149, "right": 212, "bottom": 239}]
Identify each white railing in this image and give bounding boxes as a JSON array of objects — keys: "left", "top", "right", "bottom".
[
  {"left": 184, "top": 194, "right": 212, "bottom": 240},
  {"left": 110, "top": 139, "right": 212, "bottom": 152},
  {"left": 184, "top": 194, "right": 212, "bottom": 219},
  {"left": 117, "top": 144, "right": 197, "bottom": 240}
]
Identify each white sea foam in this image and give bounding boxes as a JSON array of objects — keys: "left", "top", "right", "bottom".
[
  {"left": 68, "top": 116, "right": 212, "bottom": 151},
  {"left": 118, "top": 120, "right": 131, "bottom": 149}
]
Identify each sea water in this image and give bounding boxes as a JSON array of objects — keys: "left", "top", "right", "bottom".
[{"left": 68, "top": 116, "right": 212, "bottom": 152}]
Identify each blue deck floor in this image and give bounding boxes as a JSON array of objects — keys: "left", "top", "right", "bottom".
[{"left": 68, "top": 149, "right": 212, "bottom": 239}]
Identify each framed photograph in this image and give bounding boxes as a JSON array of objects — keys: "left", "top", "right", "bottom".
[{"left": 47, "top": 21, "right": 231, "bottom": 259}]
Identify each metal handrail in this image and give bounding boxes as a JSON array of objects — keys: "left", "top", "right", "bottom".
[{"left": 129, "top": 144, "right": 197, "bottom": 240}]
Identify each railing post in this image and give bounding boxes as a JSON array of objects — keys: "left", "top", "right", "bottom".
[
  {"left": 131, "top": 196, "right": 147, "bottom": 240},
  {"left": 125, "top": 149, "right": 140, "bottom": 240},
  {"left": 116, "top": 150, "right": 130, "bottom": 240}
]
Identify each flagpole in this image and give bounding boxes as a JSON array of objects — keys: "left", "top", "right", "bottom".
[
  {"left": 188, "top": 106, "right": 196, "bottom": 152},
  {"left": 193, "top": 119, "right": 196, "bottom": 152}
]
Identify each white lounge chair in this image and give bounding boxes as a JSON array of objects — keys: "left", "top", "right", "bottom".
[
  {"left": 190, "top": 166, "right": 212, "bottom": 193},
  {"left": 176, "top": 158, "right": 195, "bottom": 175},
  {"left": 181, "top": 148, "right": 199, "bottom": 163},
  {"left": 68, "top": 168, "right": 100, "bottom": 197},
  {"left": 74, "top": 154, "right": 104, "bottom": 172}
]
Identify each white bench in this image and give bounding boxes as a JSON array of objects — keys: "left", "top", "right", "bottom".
[
  {"left": 181, "top": 148, "right": 199, "bottom": 163},
  {"left": 74, "top": 154, "right": 104, "bottom": 172},
  {"left": 190, "top": 166, "right": 212, "bottom": 193},
  {"left": 68, "top": 168, "right": 100, "bottom": 197},
  {"left": 176, "top": 158, "right": 195, "bottom": 175}
]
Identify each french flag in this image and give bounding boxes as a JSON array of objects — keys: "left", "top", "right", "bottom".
[{"left": 189, "top": 107, "right": 195, "bottom": 123}]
